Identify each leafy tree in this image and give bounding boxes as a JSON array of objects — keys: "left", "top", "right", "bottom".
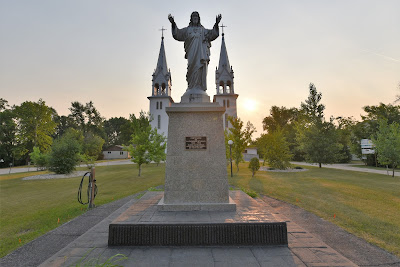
[
  {"left": 372, "top": 119, "right": 400, "bottom": 177},
  {"left": 262, "top": 106, "right": 298, "bottom": 133},
  {"left": 296, "top": 84, "right": 344, "bottom": 167},
  {"left": 29, "top": 146, "right": 48, "bottom": 170},
  {"left": 54, "top": 115, "right": 75, "bottom": 138},
  {"left": 82, "top": 132, "right": 105, "bottom": 159},
  {"left": 248, "top": 157, "right": 260, "bottom": 177},
  {"left": 126, "top": 111, "right": 165, "bottom": 176},
  {"left": 262, "top": 128, "right": 292, "bottom": 169},
  {"left": 68, "top": 101, "right": 105, "bottom": 138},
  {"left": 13, "top": 99, "right": 57, "bottom": 158},
  {"left": 149, "top": 130, "right": 166, "bottom": 166},
  {"left": 296, "top": 120, "right": 343, "bottom": 168},
  {"left": 0, "top": 99, "right": 17, "bottom": 166},
  {"left": 300, "top": 83, "right": 325, "bottom": 122},
  {"left": 351, "top": 103, "right": 400, "bottom": 165},
  {"left": 261, "top": 106, "right": 301, "bottom": 160},
  {"left": 226, "top": 116, "right": 256, "bottom": 171},
  {"left": 48, "top": 132, "right": 82, "bottom": 174},
  {"left": 104, "top": 117, "right": 130, "bottom": 146},
  {"left": 126, "top": 125, "right": 152, "bottom": 177}
]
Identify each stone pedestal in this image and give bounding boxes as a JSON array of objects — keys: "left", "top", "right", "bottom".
[
  {"left": 181, "top": 88, "right": 211, "bottom": 103},
  {"left": 158, "top": 102, "right": 236, "bottom": 211}
]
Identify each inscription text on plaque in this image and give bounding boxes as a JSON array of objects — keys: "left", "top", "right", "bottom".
[{"left": 185, "top": 136, "right": 207, "bottom": 150}]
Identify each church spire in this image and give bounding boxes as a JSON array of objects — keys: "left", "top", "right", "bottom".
[
  {"left": 154, "top": 27, "right": 169, "bottom": 78},
  {"left": 215, "top": 26, "right": 234, "bottom": 95},
  {"left": 152, "top": 28, "right": 172, "bottom": 97}
]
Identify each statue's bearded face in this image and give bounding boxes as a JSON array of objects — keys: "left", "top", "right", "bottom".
[{"left": 191, "top": 12, "right": 200, "bottom": 26}]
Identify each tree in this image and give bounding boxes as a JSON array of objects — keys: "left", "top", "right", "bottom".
[
  {"left": 0, "top": 99, "right": 17, "bottom": 166},
  {"left": 226, "top": 117, "right": 256, "bottom": 171},
  {"left": 262, "top": 128, "right": 293, "bottom": 169},
  {"left": 261, "top": 106, "right": 301, "bottom": 160},
  {"left": 248, "top": 157, "right": 260, "bottom": 177},
  {"left": 126, "top": 111, "right": 165, "bottom": 176},
  {"left": 262, "top": 106, "right": 298, "bottom": 133},
  {"left": 13, "top": 99, "right": 57, "bottom": 158},
  {"left": 48, "top": 132, "right": 82, "bottom": 174},
  {"left": 148, "top": 130, "right": 166, "bottom": 166},
  {"left": 29, "top": 146, "right": 48, "bottom": 170},
  {"left": 104, "top": 117, "right": 130, "bottom": 146},
  {"left": 296, "top": 120, "right": 343, "bottom": 168},
  {"left": 300, "top": 83, "right": 325, "bottom": 122},
  {"left": 127, "top": 125, "right": 152, "bottom": 176},
  {"left": 68, "top": 101, "right": 105, "bottom": 138},
  {"left": 297, "top": 84, "right": 343, "bottom": 167},
  {"left": 82, "top": 132, "right": 105, "bottom": 159},
  {"left": 372, "top": 119, "right": 400, "bottom": 177}
]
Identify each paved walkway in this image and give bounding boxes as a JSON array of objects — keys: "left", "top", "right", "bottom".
[
  {"left": 0, "top": 160, "right": 134, "bottom": 175},
  {"left": 2, "top": 190, "right": 399, "bottom": 266},
  {"left": 41, "top": 191, "right": 358, "bottom": 267},
  {"left": 292, "top": 162, "right": 400, "bottom": 177}
]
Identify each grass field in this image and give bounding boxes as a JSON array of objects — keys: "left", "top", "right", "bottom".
[
  {"left": 1, "top": 162, "right": 399, "bottom": 258},
  {"left": 229, "top": 163, "right": 400, "bottom": 257},
  {"left": 0, "top": 163, "right": 164, "bottom": 258}
]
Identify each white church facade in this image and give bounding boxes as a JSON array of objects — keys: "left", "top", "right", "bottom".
[{"left": 148, "top": 31, "right": 238, "bottom": 137}]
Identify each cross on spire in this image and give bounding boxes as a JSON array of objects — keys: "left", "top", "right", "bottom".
[
  {"left": 219, "top": 23, "right": 227, "bottom": 36},
  {"left": 159, "top": 26, "right": 167, "bottom": 39}
]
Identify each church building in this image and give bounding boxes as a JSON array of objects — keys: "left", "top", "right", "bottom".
[
  {"left": 148, "top": 29, "right": 238, "bottom": 134},
  {"left": 213, "top": 31, "right": 238, "bottom": 130},
  {"left": 148, "top": 33, "right": 173, "bottom": 138}
]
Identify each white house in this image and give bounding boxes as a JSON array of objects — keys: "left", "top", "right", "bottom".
[
  {"left": 102, "top": 145, "right": 130, "bottom": 160},
  {"left": 242, "top": 146, "right": 259, "bottom": 161}
]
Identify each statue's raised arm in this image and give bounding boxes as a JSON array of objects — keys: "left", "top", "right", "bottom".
[{"left": 168, "top": 14, "right": 176, "bottom": 28}]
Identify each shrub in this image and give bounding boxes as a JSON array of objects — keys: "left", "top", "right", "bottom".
[
  {"left": 29, "top": 146, "right": 48, "bottom": 170},
  {"left": 48, "top": 135, "right": 81, "bottom": 174},
  {"left": 248, "top": 157, "right": 260, "bottom": 177}
]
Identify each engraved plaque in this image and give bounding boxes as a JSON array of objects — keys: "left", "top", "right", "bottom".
[{"left": 185, "top": 136, "right": 207, "bottom": 150}]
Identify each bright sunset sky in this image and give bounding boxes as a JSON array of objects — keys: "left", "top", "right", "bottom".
[{"left": 1, "top": 1, "right": 399, "bottom": 137}]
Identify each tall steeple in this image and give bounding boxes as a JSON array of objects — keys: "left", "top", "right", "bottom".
[
  {"left": 213, "top": 26, "right": 238, "bottom": 130},
  {"left": 215, "top": 27, "right": 234, "bottom": 95},
  {"left": 151, "top": 28, "right": 172, "bottom": 97},
  {"left": 148, "top": 28, "right": 174, "bottom": 138}
]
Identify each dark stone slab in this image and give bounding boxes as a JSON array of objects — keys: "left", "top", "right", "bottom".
[{"left": 108, "top": 222, "right": 287, "bottom": 246}]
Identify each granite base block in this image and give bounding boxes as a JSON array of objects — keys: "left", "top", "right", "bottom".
[{"left": 157, "top": 196, "right": 237, "bottom": 211}]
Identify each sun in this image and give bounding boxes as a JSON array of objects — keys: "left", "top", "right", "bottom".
[{"left": 243, "top": 98, "right": 257, "bottom": 112}]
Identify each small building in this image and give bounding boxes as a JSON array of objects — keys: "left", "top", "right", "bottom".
[
  {"left": 103, "top": 145, "right": 130, "bottom": 160},
  {"left": 243, "top": 147, "right": 259, "bottom": 162}
]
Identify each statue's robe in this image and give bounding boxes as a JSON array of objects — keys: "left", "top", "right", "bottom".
[{"left": 172, "top": 24, "right": 219, "bottom": 91}]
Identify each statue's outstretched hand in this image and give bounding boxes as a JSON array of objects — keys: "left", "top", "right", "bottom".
[
  {"left": 168, "top": 14, "right": 175, "bottom": 24},
  {"left": 216, "top": 14, "right": 222, "bottom": 25}
]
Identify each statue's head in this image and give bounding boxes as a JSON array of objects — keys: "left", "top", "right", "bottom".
[{"left": 189, "top": 11, "right": 201, "bottom": 26}]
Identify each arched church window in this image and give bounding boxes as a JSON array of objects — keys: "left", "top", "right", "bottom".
[
  {"left": 219, "top": 81, "right": 224, "bottom": 94},
  {"left": 158, "top": 115, "right": 161, "bottom": 129},
  {"left": 225, "top": 114, "right": 229, "bottom": 128},
  {"left": 156, "top": 102, "right": 159, "bottom": 109},
  {"left": 226, "top": 81, "right": 231, "bottom": 93},
  {"left": 160, "top": 101, "right": 163, "bottom": 109},
  {"left": 161, "top": 83, "right": 166, "bottom": 95},
  {"left": 223, "top": 100, "right": 226, "bottom": 107},
  {"left": 154, "top": 83, "right": 160, "bottom": 95},
  {"left": 227, "top": 100, "right": 230, "bottom": 108}
]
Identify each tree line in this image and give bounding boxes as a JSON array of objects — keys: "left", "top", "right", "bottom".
[
  {"left": 252, "top": 83, "right": 400, "bottom": 176},
  {"left": 0, "top": 99, "right": 165, "bottom": 175}
]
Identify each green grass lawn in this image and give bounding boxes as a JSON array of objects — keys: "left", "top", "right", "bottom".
[
  {"left": 0, "top": 163, "right": 164, "bottom": 258},
  {"left": 349, "top": 164, "right": 400, "bottom": 172},
  {"left": 1, "top": 162, "right": 399, "bottom": 258},
  {"left": 229, "top": 163, "right": 400, "bottom": 257}
]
